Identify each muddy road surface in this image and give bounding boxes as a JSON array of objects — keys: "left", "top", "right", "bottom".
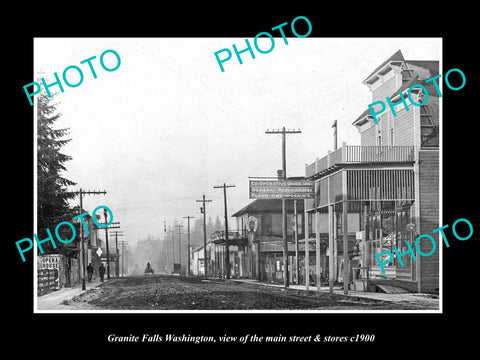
[{"left": 66, "top": 275, "right": 437, "bottom": 311}]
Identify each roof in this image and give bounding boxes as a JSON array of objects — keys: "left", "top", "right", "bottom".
[
  {"left": 353, "top": 58, "right": 439, "bottom": 127},
  {"left": 363, "top": 49, "right": 405, "bottom": 83},
  {"left": 352, "top": 107, "right": 373, "bottom": 126},
  {"left": 405, "top": 60, "right": 439, "bottom": 78},
  {"left": 231, "top": 199, "right": 304, "bottom": 217}
]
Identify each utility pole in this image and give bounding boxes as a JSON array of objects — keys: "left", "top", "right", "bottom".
[
  {"left": 118, "top": 240, "right": 128, "bottom": 276},
  {"left": 182, "top": 216, "right": 195, "bottom": 276},
  {"left": 163, "top": 221, "right": 167, "bottom": 274},
  {"left": 196, "top": 194, "right": 212, "bottom": 276},
  {"left": 169, "top": 229, "right": 175, "bottom": 270},
  {"left": 98, "top": 219, "right": 120, "bottom": 280},
  {"left": 266, "top": 127, "right": 301, "bottom": 288},
  {"left": 174, "top": 224, "right": 183, "bottom": 273},
  {"left": 213, "top": 183, "right": 236, "bottom": 279},
  {"left": 109, "top": 230, "right": 123, "bottom": 277},
  {"left": 74, "top": 189, "right": 106, "bottom": 290}
]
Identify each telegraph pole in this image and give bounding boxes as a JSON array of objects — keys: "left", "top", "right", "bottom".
[
  {"left": 265, "top": 127, "right": 302, "bottom": 288},
  {"left": 74, "top": 189, "right": 106, "bottom": 290},
  {"left": 118, "top": 240, "right": 128, "bottom": 276},
  {"left": 109, "top": 230, "right": 124, "bottom": 277},
  {"left": 169, "top": 229, "right": 175, "bottom": 270},
  {"left": 163, "top": 221, "right": 167, "bottom": 274},
  {"left": 213, "top": 183, "right": 236, "bottom": 279},
  {"left": 98, "top": 219, "right": 120, "bottom": 280},
  {"left": 196, "top": 194, "right": 212, "bottom": 276},
  {"left": 174, "top": 224, "right": 184, "bottom": 273},
  {"left": 183, "top": 216, "right": 195, "bottom": 276}
]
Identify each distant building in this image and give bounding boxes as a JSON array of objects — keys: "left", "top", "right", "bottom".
[{"left": 191, "top": 241, "right": 213, "bottom": 276}]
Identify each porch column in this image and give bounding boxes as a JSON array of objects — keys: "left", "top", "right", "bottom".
[
  {"left": 342, "top": 164, "right": 349, "bottom": 295},
  {"left": 328, "top": 204, "right": 334, "bottom": 293},
  {"left": 316, "top": 210, "right": 321, "bottom": 292},
  {"left": 327, "top": 158, "right": 334, "bottom": 293},
  {"left": 305, "top": 210, "right": 310, "bottom": 290},
  {"left": 343, "top": 201, "right": 349, "bottom": 295}
]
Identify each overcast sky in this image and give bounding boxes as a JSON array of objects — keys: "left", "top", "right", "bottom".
[{"left": 34, "top": 37, "right": 441, "bottom": 248}]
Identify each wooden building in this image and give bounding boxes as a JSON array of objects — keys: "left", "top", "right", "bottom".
[
  {"left": 228, "top": 198, "right": 314, "bottom": 284},
  {"left": 305, "top": 50, "right": 439, "bottom": 293}
]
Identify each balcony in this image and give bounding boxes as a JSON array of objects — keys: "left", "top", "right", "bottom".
[
  {"left": 211, "top": 230, "right": 248, "bottom": 246},
  {"left": 306, "top": 145, "right": 415, "bottom": 178}
]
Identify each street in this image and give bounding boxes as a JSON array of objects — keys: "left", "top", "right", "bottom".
[{"left": 43, "top": 274, "right": 439, "bottom": 311}]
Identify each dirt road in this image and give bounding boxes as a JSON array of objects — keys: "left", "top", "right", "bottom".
[{"left": 65, "top": 275, "right": 437, "bottom": 310}]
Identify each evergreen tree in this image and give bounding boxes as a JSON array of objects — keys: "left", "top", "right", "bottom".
[
  {"left": 214, "top": 216, "right": 223, "bottom": 232},
  {"left": 191, "top": 217, "right": 204, "bottom": 248},
  {"left": 206, "top": 216, "right": 214, "bottom": 237},
  {"left": 37, "top": 91, "right": 77, "bottom": 255}
]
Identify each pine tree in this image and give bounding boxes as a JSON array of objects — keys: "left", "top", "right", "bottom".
[
  {"left": 37, "top": 91, "right": 77, "bottom": 255},
  {"left": 214, "top": 216, "right": 223, "bottom": 232}
]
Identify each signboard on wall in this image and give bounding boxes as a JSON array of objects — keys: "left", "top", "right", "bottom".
[{"left": 249, "top": 179, "right": 314, "bottom": 199}]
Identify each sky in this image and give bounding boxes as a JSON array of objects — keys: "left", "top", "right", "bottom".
[{"left": 34, "top": 37, "right": 441, "bottom": 248}]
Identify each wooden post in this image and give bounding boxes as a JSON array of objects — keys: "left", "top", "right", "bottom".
[
  {"left": 363, "top": 203, "right": 369, "bottom": 277},
  {"left": 316, "top": 210, "right": 321, "bottom": 292},
  {"left": 294, "top": 200, "right": 299, "bottom": 285},
  {"left": 305, "top": 206, "right": 310, "bottom": 290},
  {"left": 343, "top": 200, "right": 349, "bottom": 295},
  {"left": 328, "top": 204, "right": 334, "bottom": 293}
]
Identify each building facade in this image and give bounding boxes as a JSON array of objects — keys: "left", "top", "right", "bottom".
[
  {"left": 305, "top": 50, "right": 439, "bottom": 293},
  {"left": 229, "top": 198, "right": 314, "bottom": 284}
]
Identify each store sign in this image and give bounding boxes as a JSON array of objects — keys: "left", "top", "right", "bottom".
[{"left": 249, "top": 179, "right": 314, "bottom": 199}]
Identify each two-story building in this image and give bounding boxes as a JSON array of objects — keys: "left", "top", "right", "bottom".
[
  {"left": 229, "top": 197, "right": 315, "bottom": 284},
  {"left": 305, "top": 49, "right": 439, "bottom": 293}
]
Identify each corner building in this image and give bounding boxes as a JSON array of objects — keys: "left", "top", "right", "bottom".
[{"left": 305, "top": 50, "right": 439, "bottom": 293}]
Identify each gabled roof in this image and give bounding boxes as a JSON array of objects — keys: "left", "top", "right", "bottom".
[
  {"left": 352, "top": 107, "right": 373, "bottom": 126},
  {"left": 353, "top": 72, "right": 441, "bottom": 127},
  {"left": 363, "top": 49, "right": 405, "bottom": 84}
]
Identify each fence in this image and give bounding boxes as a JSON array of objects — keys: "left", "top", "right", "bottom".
[{"left": 306, "top": 145, "right": 415, "bottom": 177}]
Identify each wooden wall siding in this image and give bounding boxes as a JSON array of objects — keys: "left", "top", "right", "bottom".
[
  {"left": 346, "top": 169, "right": 415, "bottom": 201},
  {"left": 361, "top": 124, "right": 376, "bottom": 146},
  {"left": 418, "top": 150, "right": 440, "bottom": 292},
  {"left": 428, "top": 96, "right": 439, "bottom": 126},
  {"left": 420, "top": 96, "right": 439, "bottom": 148},
  {"left": 381, "top": 113, "right": 389, "bottom": 144},
  {"left": 392, "top": 108, "right": 415, "bottom": 146},
  {"left": 372, "top": 73, "right": 397, "bottom": 102}
]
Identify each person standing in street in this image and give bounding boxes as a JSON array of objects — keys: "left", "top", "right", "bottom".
[
  {"left": 87, "top": 263, "right": 94, "bottom": 282},
  {"left": 99, "top": 263, "right": 106, "bottom": 282}
]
